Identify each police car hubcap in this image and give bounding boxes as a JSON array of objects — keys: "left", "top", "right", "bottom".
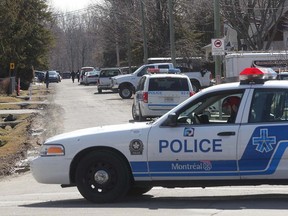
[{"left": 94, "top": 170, "right": 109, "bottom": 184}]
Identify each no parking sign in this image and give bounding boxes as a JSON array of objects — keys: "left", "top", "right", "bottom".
[{"left": 212, "top": 38, "right": 225, "bottom": 55}]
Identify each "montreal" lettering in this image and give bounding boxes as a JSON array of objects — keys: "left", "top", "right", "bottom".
[{"left": 159, "top": 139, "right": 222, "bottom": 153}]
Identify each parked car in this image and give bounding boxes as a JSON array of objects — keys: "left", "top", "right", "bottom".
[
  {"left": 111, "top": 63, "right": 183, "bottom": 99},
  {"left": 61, "top": 72, "right": 71, "bottom": 79},
  {"left": 83, "top": 70, "right": 100, "bottom": 85},
  {"left": 97, "top": 68, "right": 123, "bottom": 93},
  {"left": 80, "top": 67, "right": 96, "bottom": 84},
  {"left": 57, "top": 71, "right": 62, "bottom": 82},
  {"left": 46, "top": 71, "right": 60, "bottom": 83},
  {"left": 31, "top": 67, "right": 288, "bottom": 204},
  {"left": 34, "top": 71, "right": 45, "bottom": 82},
  {"left": 132, "top": 73, "right": 194, "bottom": 121}
]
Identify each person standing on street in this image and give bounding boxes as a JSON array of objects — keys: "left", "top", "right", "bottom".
[
  {"left": 76, "top": 70, "right": 80, "bottom": 83},
  {"left": 71, "top": 70, "right": 76, "bottom": 83},
  {"left": 45, "top": 71, "right": 49, "bottom": 89}
]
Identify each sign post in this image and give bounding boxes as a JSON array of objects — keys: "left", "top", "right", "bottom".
[
  {"left": 211, "top": 39, "right": 225, "bottom": 56},
  {"left": 212, "top": 38, "right": 225, "bottom": 84}
]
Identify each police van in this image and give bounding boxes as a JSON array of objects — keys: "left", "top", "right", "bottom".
[
  {"left": 31, "top": 67, "right": 288, "bottom": 203},
  {"left": 132, "top": 71, "right": 194, "bottom": 121}
]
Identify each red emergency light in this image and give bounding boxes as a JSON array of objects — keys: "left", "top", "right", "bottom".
[
  {"left": 147, "top": 68, "right": 181, "bottom": 74},
  {"left": 147, "top": 68, "right": 160, "bottom": 74},
  {"left": 239, "top": 67, "right": 277, "bottom": 84}
]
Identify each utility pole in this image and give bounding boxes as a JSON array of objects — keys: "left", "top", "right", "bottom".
[
  {"left": 141, "top": 0, "right": 148, "bottom": 64},
  {"left": 214, "top": 0, "right": 221, "bottom": 84},
  {"left": 168, "top": 0, "right": 176, "bottom": 66}
]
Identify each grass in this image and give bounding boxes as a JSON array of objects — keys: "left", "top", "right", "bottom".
[
  {"left": 0, "top": 115, "right": 31, "bottom": 175},
  {"left": 0, "top": 83, "right": 49, "bottom": 176},
  {"left": 0, "top": 103, "right": 41, "bottom": 110},
  {"left": 0, "top": 96, "right": 21, "bottom": 103},
  {"left": 0, "top": 118, "right": 29, "bottom": 157}
]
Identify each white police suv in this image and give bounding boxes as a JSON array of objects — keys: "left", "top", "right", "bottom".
[
  {"left": 132, "top": 71, "right": 194, "bottom": 121},
  {"left": 31, "top": 67, "right": 288, "bottom": 203}
]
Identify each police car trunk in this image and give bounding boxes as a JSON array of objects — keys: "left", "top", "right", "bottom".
[{"left": 146, "top": 75, "right": 192, "bottom": 111}]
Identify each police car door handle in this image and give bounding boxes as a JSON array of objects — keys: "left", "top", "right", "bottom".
[{"left": 217, "top": 132, "right": 236, "bottom": 136}]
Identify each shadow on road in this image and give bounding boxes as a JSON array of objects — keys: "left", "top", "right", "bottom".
[{"left": 22, "top": 193, "right": 288, "bottom": 210}]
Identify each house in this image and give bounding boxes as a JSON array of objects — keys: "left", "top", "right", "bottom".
[{"left": 203, "top": 2, "right": 288, "bottom": 59}]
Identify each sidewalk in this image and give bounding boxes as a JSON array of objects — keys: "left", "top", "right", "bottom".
[
  {"left": 0, "top": 109, "right": 40, "bottom": 114},
  {"left": 0, "top": 100, "right": 49, "bottom": 115},
  {"left": 0, "top": 82, "right": 51, "bottom": 115}
]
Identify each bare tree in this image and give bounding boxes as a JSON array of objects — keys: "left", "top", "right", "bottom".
[
  {"left": 50, "top": 8, "right": 102, "bottom": 71},
  {"left": 174, "top": 0, "right": 214, "bottom": 57},
  {"left": 220, "top": 0, "right": 287, "bottom": 50},
  {"left": 48, "top": 0, "right": 216, "bottom": 69}
]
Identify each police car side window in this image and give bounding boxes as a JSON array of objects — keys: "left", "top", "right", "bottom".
[
  {"left": 177, "top": 91, "right": 244, "bottom": 125},
  {"left": 158, "top": 65, "right": 169, "bottom": 69},
  {"left": 138, "top": 66, "right": 150, "bottom": 77},
  {"left": 249, "top": 89, "right": 288, "bottom": 123},
  {"left": 137, "top": 77, "right": 146, "bottom": 91}
]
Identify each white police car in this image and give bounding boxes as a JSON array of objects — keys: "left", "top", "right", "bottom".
[
  {"left": 132, "top": 71, "right": 194, "bottom": 121},
  {"left": 31, "top": 67, "right": 288, "bottom": 203}
]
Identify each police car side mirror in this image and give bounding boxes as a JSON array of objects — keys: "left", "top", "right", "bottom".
[{"left": 162, "top": 113, "right": 178, "bottom": 127}]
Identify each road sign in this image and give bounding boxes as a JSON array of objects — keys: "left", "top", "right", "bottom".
[
  {"left": 10, "top": 63, "right": 15, "bottom": 70},
  {"left": 212, "top": 38, "right": 225, "bottom": 56}
]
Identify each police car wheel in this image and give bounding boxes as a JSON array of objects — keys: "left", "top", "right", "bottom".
[
  {"left": 132, "top": 104, "right": 139, "bottom": 120},
  {"left": 119, "top": 86, "right": 132, "bottom": 99},
  {"left": 127, "top": 186, "right": 153, "bottom": 196},
  {"left": 75, "top": 150, "right": 131, "bottom": 203}
]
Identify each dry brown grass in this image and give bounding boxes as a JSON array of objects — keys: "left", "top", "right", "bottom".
[
  {"left": 0, "top": 103, "right": 41, "bottom": 110},
  {"left": 0, "top": 95, "right": 21, "bottom": 103},
  {"left": 0, "top": 84, "right": 56, "bottom": 177},
  {"left": 0, "top": 117, "right": 31, "bottom": 175}
]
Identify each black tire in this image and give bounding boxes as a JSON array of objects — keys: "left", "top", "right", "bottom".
[
  {"left": 75, "top": 150, "right": 131, "bottom": 203},
  {"left": 127, "top": 186, "right": 153, "bottom": 196},
  {"left": 138, "top": 106, "right": 146, "bottom": 122},
  {"left": 132, "top": 104, "right": 139, "bottom": 120},
  {"left": 98, "top": 88, "right": 102, "bottom": 93},
  {"left": 119, "top": 86, "right": 133, "bottom": 99}
]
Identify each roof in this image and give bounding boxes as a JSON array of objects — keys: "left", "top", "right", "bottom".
[
  {"left": 100, "top": 67, "right": 121, "bottom": 71},
  {"left": 143, "top": 73, "right": 189, "bottom": 79},
  {"left": 202, "top": 80, "right": 288, "bottom": 94}
]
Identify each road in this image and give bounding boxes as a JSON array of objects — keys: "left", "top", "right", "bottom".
[{"left": 1, "top": 79, "right": 288, "bottom": 216}]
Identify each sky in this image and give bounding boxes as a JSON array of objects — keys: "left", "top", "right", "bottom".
[{"left": 49, "top": 0, "right": 94, "bottom": 12}]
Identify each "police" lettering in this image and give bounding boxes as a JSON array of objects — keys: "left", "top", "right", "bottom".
[{"left": 159, "top": 139, "right": 222, "bottom": 153}]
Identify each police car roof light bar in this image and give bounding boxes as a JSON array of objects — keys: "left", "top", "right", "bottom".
[
  {"left": 147, "top": 68, "right": 181, "bottom": 74},
  {"left": 168, "top": 68, "right": 181, "bottom": 74},
  {"left": 147, "top": 68, "right": 160, "bottom": 74},
  {"left": 239, "top": 67, "right": 277, "bottom": 84}
]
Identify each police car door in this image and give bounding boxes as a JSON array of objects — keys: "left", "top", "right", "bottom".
[
  {"left": 238, "top": 88, "right": 288, "bottom": 179},
  {"left": 147, "top": 89, "right": 247, "bottom": 181}
]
